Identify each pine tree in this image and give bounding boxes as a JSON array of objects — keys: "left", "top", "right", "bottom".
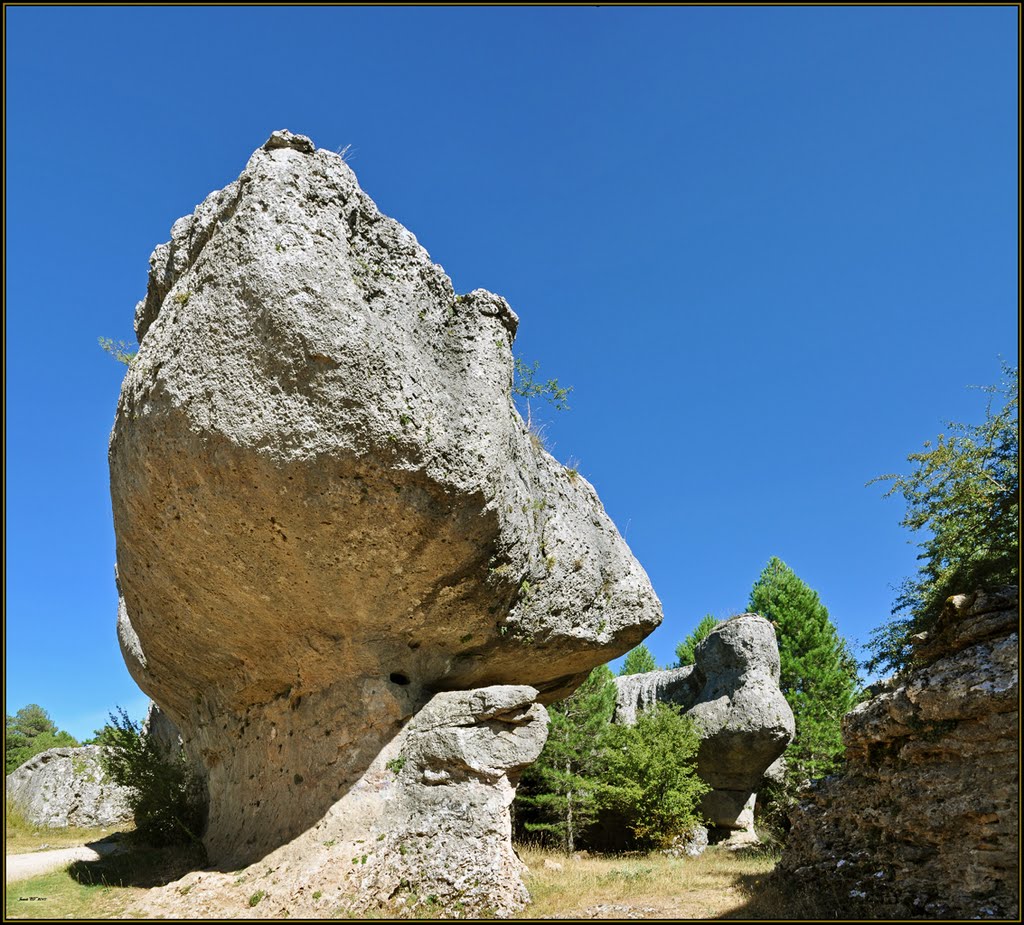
[
  {"left": 5, "top": 704, "right": 79, "bottom": 774},
  {"left": 748, "top": 558, "right": 860, "bottom": 786},
  {"left": 674, "top": 615, "right": 719, "bottom": 667},
  {"left": 619, "top": 644, "right": 658, "bottom": 675},
  {"left": 515, "top": 666, "right": 616, "bottom": 853}
]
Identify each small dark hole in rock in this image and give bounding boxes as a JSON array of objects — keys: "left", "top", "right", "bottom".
[
  {"left": 294, "top": 774, "right": 304, "bottom": 785},
  {"left": 389, "top": 673, "right": 411, "bottom": 686}
]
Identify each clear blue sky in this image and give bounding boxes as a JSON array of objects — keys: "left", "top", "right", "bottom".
[{"left": 6, "top": 6, "right": 1018, "bottom": 740}]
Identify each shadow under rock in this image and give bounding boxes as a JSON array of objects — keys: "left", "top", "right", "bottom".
[{"left": 67, "top": 834, "right": 208, "bottom": 889}]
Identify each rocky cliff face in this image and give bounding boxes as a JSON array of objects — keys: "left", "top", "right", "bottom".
[
  {"left": 779, "top": 586, "right": 1019, "bottom": 918},
  {"left": 109, "top": 130, "right": 661, "bottom": 911},
  {"left": 6, "top": 746, "right": 133, "bottom": 828},
  {"left": 613, "top": 614, "right": 794, "bottom": 839}
]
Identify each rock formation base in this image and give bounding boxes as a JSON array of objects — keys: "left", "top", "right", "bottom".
[
  {"left": 133, "top": 686, "right": 547, "bottom": 918},
  {"left": 779, "top": 587, "right": 1019, "bottom": 919}
]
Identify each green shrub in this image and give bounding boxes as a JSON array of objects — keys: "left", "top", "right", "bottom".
[
  {"left": 98, "top": 707, "right": 206, "bottom": 848},
  {"left": 599, "top": 703, "right": 708, "bottom": 850}
]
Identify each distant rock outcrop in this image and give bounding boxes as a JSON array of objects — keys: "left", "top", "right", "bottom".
[
  {"left": 109, "top": 130, "right": 660, "bottom": 913},
  {"left": 780, "top": 586, "right": 1019, "bottom": 919},
  {"left": 5, "top": 746, "right": 132, "bottom": 828},
  {"left": 613, "top": 614, "right": 794, "bottom": 839}
]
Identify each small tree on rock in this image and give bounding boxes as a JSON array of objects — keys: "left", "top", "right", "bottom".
[
  {"left": 99, "top": 707, "right": 205, "bottom": 847},
  {"left": 866, "top": 363, "right": 1018, "bottom": 675}
]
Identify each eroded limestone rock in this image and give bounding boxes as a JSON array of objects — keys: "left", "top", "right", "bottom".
[
  {"left": 5, "top": 746, "right": 132, "bottom": 829},
  {"left": 134, "top": 686, "right": 547, "bottom": 918},
  {"left": 613, "top": 614, "right": 794, "bottom": 836},
  {"left": 109, "top": 130, "right": 660, "bottom": 909},
  {"left": 779, "top": 587, "right": 1019, "bottom": 919}
]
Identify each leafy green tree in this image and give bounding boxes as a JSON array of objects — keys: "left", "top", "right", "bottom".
[
  {"left": 515, "top": 666, "right": 616, "bottom": 853},
  {"left": 600, "top": 703, "right": 708, "bottom": 849},
  {"left": 748, "top": 558, "right": 860, "bottom": 787},
  {"left": 5, "top": 705, "right": 78, "bottom": 774},
  {"left": 675, "top": 615, "right": 720, "bottom": 667},
  {"left": 618, "top": 644, "right": 658, "bottom": 676},
  {"left": 867, "top": 364, "right": 1019, "bottom": 675},
  {"left": 82, "top": 723, "right": 120, "bottom": 746},
  {"left": 99, "top": 707, "right": 205, "bottom": 847}
]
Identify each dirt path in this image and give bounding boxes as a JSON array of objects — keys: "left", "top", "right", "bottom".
[{"left": 6, "top": 841, "right": 123, "bottom": 884}]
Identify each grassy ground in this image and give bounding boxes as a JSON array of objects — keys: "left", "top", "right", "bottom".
[
  {"left": 7, "top": 814, "right": 788, "bottom": 920},
  {"left": 517, "top": 843, "right": 781, "bottom": 919},
  {"left": 6, "top": 805, "right": 205, "bottom": 920},
  {"left": 5, "top": 800, "right": 125, "bottom": 855}
]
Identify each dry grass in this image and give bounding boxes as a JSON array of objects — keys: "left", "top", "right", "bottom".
[
  {"left": 4, "top": 800, "right": 129, "bottom": 855},
  {"left": 516, "top": 843, "right": 779, "bottom": 919}
]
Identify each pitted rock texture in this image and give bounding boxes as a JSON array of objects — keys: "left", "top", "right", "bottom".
[
  {"left": 779, "top": 587, "right": 1019, "bottom": 919},
  {"left": 613, "top": 614, "right": 794, "bottom": 834},
  {"left": 134, "top": 686, "right": 547, "bottom": 919},
  {"left": 6, "top": 746, "right": 132, "bottom": 828},
  {"left": 109, "top": 129, "right": 660, "bottom": 870}
]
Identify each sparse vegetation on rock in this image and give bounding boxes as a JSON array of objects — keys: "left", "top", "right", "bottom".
[{"left": 867, "top": 363, "right": 1019, "bottom": 675}]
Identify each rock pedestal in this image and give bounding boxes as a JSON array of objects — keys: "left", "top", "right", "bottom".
[
  {"left": 135, "top": 686, "right": 547, "bottom": 918},
  {"left": 613, "top": 614, "right": 795, "bottom": 838}
]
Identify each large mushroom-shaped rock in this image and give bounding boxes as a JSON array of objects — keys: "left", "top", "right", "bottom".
[
  {"left": 109, "top": 130, "right": 661, "bottom": 875},
  {"left": 614, "top": 614, "right": 794, "bottom": 835},
  {"left": 6, "top": 746, "right": 133, "bottom": 829}
]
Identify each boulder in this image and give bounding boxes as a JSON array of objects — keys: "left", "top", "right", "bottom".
[
  {"left": 135, "top": 685, "right": 547, "bottom": 918},
  {"left": 5, "top": 746, "right": 132, "bottom": 829},
  {"left": 613, "top": 614, "right": 794, "bottom": 836},
  {"left": 779, "top": 586, "right": 1019, "bottom": 919},
  {"left": 109, "top": 130, "right": 660, "bottom": 910}
]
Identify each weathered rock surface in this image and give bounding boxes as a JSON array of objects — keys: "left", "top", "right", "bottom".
[
  {"left": 613, "top": 614, "right": 794, "bottom": 836},
  {"left": 109, "top": 130, "right": 660, "bottom": 910},
  {"left": 5, "top": 746, "right": 132, "bottom": 828},
  {"left": 779, "top": 587, "right": 1019, "bottom": 919},
  {"left": 135, "top": 685, "right": 546, "bottom": 918}
]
